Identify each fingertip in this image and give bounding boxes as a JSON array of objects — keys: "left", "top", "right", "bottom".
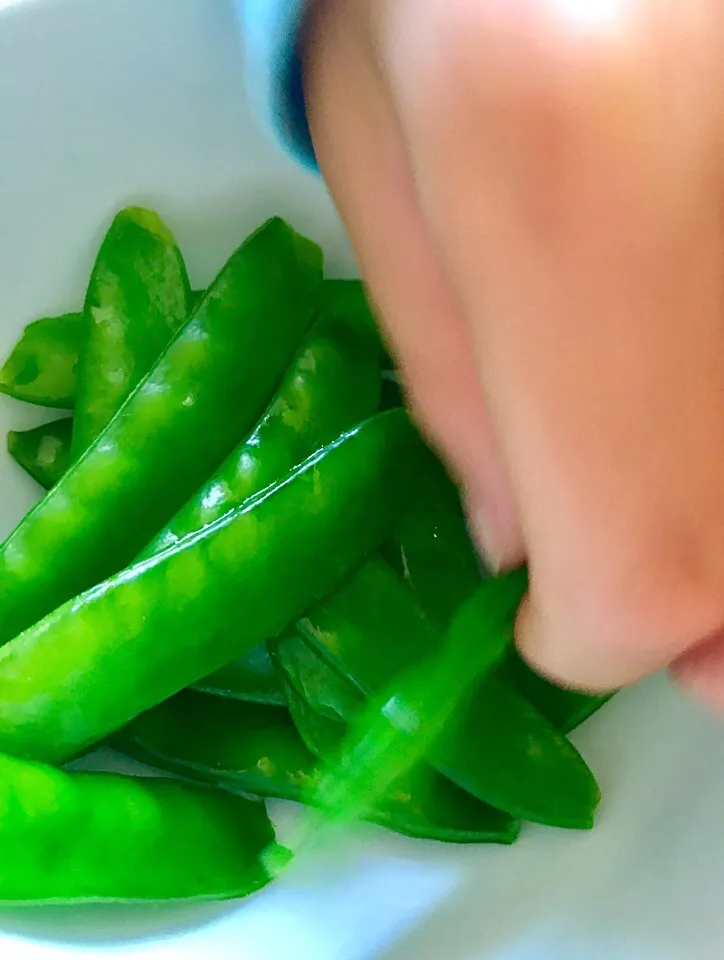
[
  {"left": 515, "top": 590, "right": 631, "bottom": 696},
  {"left": 671, "top": 633, "right": 724, "bottom": 712},
  {"left": 464, "top": 492, "right": 525, "bottom": 575}
]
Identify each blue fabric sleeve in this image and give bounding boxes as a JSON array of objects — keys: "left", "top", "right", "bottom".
[{"left": 235, "top": 0, "right": 318, "bottom": 170}]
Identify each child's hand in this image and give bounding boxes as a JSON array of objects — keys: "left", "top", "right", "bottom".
[{"left": 304, "top": 0, "right": 724, "bottom": 703}]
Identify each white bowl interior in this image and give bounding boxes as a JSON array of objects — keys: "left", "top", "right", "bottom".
[{"left": 2, "top": 1, "right": 724, "bottom": 958}]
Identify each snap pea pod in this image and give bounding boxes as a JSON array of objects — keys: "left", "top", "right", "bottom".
[
  {"left": 321, "top": 279, "right": 391, "bottom": 367},
  {"left": 0, "top": 312, "right": 82, "bottom": 408},
  {"left": 270, "top": 632, "right": 520, "bottom": 844},
  {"left": 296, "top": 559, "right": 600, "bottom": 828},
  {"left": 117, "top": 692, "right": 318, "bottom": 803},
  {"left": 194, "top": 645, "right": 285, "bottom": 707},
  {"left": 0, "top": 750, "right": 274, "bottom": 904},
  {"left": 7, "top": 418, "right": 72, "bottom": 490},
  {"left": 116, "top": 691, "right": 518, "bottom": 845},
  {"left": 6, "top": 287, "right": 380, "bottom": 704},
  {"left": 72, "top": 207, "right": 192, "bottom": 456},
  {"left": 385, "top": 454, "right": 611, "bottom": 732},
  {"left": 293, "top": 573, "right": 531, "bottom": 852},
  {"left": 0, "top": 410, "right": 426, "bottom": 764},
  {"left": 142, "top": 311, "right": 381, "bottom": 557},
  {"left": 0, "top": 218, "right": 321, "bottom": 645},
  {"left": 138, "top": 311, "right": 380, "bottom": 702},
  {"left": 0, "top": 291, "right": 205, "bottom": 410}
]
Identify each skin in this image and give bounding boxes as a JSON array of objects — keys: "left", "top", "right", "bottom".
[{"left": 304, "top": 0, "right": 724, "bottom": 704}]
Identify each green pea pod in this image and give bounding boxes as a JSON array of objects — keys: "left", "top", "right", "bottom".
[
  {"left": 0, "top": 410, "right": 425, "bottom": 764},
  {"left": 296, "top": 560, "right": 600, "bottom": 828},
  {"left": 72, "top": 208, "right": 192, "bottom": 456},
  {"left": 269, "top": 633, "right": 519, "bottom": 844},
  {"left": 385, "top": 454, "right": 610, "bottom": 732},
  {"left": 117, "top": 693, "right": 316, "bottom": 803},
  {"left": 0, "top": 218, "right": 321, "bottom": 645},
  {"left": 116, "top": 691, "right": 519, "bottom": 846},
  {"left": 194, "top": 645, "right": 285, "bottom": 707},
  {"left": 291, "top": 574, "right": 531, "bottom": 854},
  {"left": 321, "top": 279, "right": 391, "bottom": 367},
  {"left": 0, "top": 312, "right": 82, "bottom": 408},
  {"left": 6, "top": 289, "right": 381, "bottom": 706},
  {"left": 7, "top": 418, "right": 73, "bottom": 490},
  {"left": 138, "top": 311, "right": 380, "bottom": 703},
  {"left": 143, "top": 311, "right": 381, "bottom": 557},
  {"left": 0, "top": 750, "right": 274, "bottom": 904},
  {"left": 430, "top": 673, "right": 599, "bottom": 828},
  {"left": 0, "top": 291, "right": 206, "bottom": 411}
]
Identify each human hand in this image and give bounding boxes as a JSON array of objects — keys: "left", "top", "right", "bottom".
[{"left": 302, "top": 0, "right": 724, "bottom": 705}]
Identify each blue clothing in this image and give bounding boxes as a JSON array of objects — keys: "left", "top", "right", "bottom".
[{"left": 235, "top": 0, "right": 317, "bottom": 169}]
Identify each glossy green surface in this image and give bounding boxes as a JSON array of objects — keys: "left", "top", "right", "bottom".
[
  {"left": 117, "top": 691, "right": 518, "bottom": 845},
  {"left": 139, "top": 311, "right": 381, "bottom": 703},
  {"left": 0, "top": 292, "right": 207, "bottom": 411},
  {"left": 297, "top": 563, "right": 600, "bottom": 828},
  {"left": 0, "top": 218, "right": 321, "bottom": 645},
  {"left": 0, "top": 312, "right": 81, "bottom": 408},
  {"left": 0, "top": 410, "right": 425, "bottom": 763},
  {"left": 0, "top": 750, "right": 273, "bottom": 903},
  {"left": 431, "top": 672, "right": 601, "bottom": 828},
  {"left": 143, "top": 312, "right": 380, "bottom": 557},
  {"left": 73, "top": 207, "right": 192, "bottom": 455},
  {"left": 7, "top": 418, "right": 72, "bottom": 490}
]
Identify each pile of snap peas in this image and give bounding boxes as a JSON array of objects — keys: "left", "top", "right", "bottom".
[{"left": 0, "top": 207, "right": 612, "bottom": 906}]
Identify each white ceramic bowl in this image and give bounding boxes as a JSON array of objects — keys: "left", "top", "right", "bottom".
[{"left": 2, "top": 1, "right": 724, "bottom": 958}]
